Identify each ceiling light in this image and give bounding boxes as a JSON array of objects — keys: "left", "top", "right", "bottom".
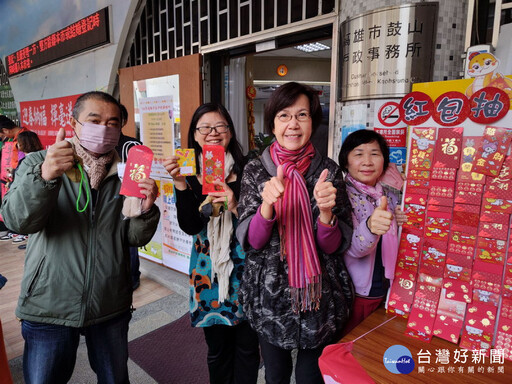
[{"left": 294, "top": 42, "right": 330, "bottom": 53}]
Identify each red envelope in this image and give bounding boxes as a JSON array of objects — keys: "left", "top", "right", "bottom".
[
  {"left": 433, "top": 318, "right": 463, "bottom": 344},
  {"left": 430, "top": 167, "right": 457, "bottom": 181},
  {"left": 458, "top": 136, "right": 485, "bottom": 182},
  {"left": 446, "top": 252, "right": 473, "bottom": 268},
  {"left": 427, "top": 196, "right": 454, "bottom": 207},
  {"left": 434, "top": 127, "right": 464, "bottom": 168},
  {"left": 494, "top": 318, "right": 512, "bottom": 361},
  {"left": 420, "top": 240, "right": 447, "bottom": 268},
  {"left": 499, "top": 298, "right": 512, "bottom": 320},
  {"left": 430, "top": 180, "right": 455, "bottom": 198},
  {"left": 406, "top": 307, "right": 436, "bottom": 342},
  {"left": 408, "top": 127, "right": 437, "bottom": 171},
  {"left": 454, "top": 190, "right": 483, "bottom": 205},
  {"left": 388, "top": 268, "right": 417, "bottom": 313},
  {"left": 202, "top": 145, "right": 225, "bottom": 194},
  {"left": 119, "top": 145, "right": 154, "bottom": 198},
  {"left": 444, "top": 264, "right": 471, "bottom": 282},
  {"left": 447, "top": 231, "right": 477, "bottom": 257},
  {"left": 405, "top": 179, "right": 430, "bottom": 195},
  {"left": 482, "top": 196, "right": 512, "bottom": 213},
  {"left": 472, "top": 126, "right": 512, "bottom": 177},
  {"left": 471, "top": 270, "right": 502, "bottom": 294},
  {"left": 387, "top": 299, "right": 413, "bottom": 317},
  {"left": 472, "top": 289, "right": 501, "bottom": 306},
  {"left": 478, "top": 221, "right": 509, "bottom": 240}
]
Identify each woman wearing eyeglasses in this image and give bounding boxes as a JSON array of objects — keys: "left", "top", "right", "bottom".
[
  {"left": 163, "top": 103, "right": 260, "bottom": 384},
  {"left": 236, "top": 82, "right": 354, "bottom": 384}
]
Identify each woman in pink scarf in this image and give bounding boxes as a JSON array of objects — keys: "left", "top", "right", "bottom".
[
  {"left": 237, "top": 82, "right": 354, "bottom": 384},
  {"left": 339, "top": 129, "right": 407, "bottom": 335}
]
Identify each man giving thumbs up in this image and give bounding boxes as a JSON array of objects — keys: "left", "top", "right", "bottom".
[{"left": 1, "top": 91, "right": 160, "bottom": 384}]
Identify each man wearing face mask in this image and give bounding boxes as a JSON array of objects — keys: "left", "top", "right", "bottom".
[{"left": 0, "top": 91, "right": 160, "bottom": 384}]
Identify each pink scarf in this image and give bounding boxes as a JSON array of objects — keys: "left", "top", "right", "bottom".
[
  {"left": 270, "top": 141, "right": 322, "bottom": 312},
  {"left": 346, "top": 174, "right": 398, "bottom": 279}
]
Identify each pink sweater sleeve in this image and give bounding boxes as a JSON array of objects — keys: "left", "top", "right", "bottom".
[
  {"left": 316, "top": 217, "right": 342, "bottom": 254},
  {"left": 247, "top": 206, "right": 276, "bottom": 250}
]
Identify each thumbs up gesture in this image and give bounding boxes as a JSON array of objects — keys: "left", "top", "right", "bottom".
[
  {"left": 260, "top": 165, "right": 285, "bottom": 219},
  {"left": 41, "top": 128, "right": 75, "bottom": 181},
  {"left": 367, "top": 196, "right": 394, "bottom": 235},
  {"left": 314, "top": 169, "right": 337, "bottom": 224}
]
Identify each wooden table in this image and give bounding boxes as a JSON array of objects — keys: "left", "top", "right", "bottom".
[{"left": 340, "top": 307, "right": 512, "bottom": 383}]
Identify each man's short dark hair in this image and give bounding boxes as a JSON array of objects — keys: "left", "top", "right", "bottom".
[
  {"left": 72, "top": 91, "right": 122, "bottom": 120},
  {"left": 0, "top": 115, "right": 17, "bottom": 130}
]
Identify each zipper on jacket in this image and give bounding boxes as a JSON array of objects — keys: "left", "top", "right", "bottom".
[{"left": 23, "top": 256, "right": 46, "bottom": 305}]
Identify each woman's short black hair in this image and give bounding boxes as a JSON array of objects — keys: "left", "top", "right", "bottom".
[
  {"left": 187, "top": 102, "right": 246, "bottom": 176},
  {"left": 264, "top": 82, "right": 323, "bottom": 135},
  {"left": 338, "top": 129, "right": 390, "bottom": 172}
]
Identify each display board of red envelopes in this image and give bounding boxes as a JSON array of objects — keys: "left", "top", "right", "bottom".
[{"left": 387, "top": 82, "right": 512, "bottom": 362}]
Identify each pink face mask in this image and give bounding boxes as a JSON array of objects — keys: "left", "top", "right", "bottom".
[{"left": 78, "top": 121, "right": 120, "bottom": 154}]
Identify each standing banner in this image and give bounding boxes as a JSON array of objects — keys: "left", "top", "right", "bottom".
[{"left": 20, "top": 94, "right": 80, "bottom": 147}]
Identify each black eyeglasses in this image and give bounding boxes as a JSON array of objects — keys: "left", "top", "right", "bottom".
[{"left": 195, "top": 124, "right": 230, "bottom": 135}]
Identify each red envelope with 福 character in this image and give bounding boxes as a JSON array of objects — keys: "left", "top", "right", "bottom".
[
  {"left": 387, "top": 268, "right": 417, "bottom": 316},
  {"left": 434, "top": 127, "right": 464, "bottom": 168},
  {"left": 202, "top": 145, "right": 225, "bottom": 194},
  {"left": 120, "top": 145, "right": 154, "bottom": 198}
]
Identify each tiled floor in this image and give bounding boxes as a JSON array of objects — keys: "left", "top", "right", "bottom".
[{"left": 0, "top": 236, "right": 173, "bottom": 361}]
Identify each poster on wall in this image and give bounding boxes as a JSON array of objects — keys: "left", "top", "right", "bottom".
[
  {"left": 387, "top": 58, "right": 512, "bottom": 360},
  {"left": 20, "top": 94, "right": 80, "bottom": 147},
  {"left": 336, "top": 104, "right": 367, "bottom": 161},
  {"left": 374, "top": 99, "right": 408, "bottom": 170},
  {"left": 161, "top": 179, "right": 192, "bottom": 274},
  {"left": 139, "top": 96, "right": 174, "bottom": 178}
]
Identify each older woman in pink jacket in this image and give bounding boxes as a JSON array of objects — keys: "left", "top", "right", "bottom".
[{"left": 339, "top": 130, "right": 407, "bottom": 335}]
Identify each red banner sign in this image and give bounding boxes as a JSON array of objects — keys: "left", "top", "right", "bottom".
[{"left": 20, "top": 94, "right": 80, "bottom": 148}]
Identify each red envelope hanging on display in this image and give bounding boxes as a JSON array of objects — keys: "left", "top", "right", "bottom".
[
  {"left": 472, "top": 126, "right": 512, "bottom": 177},
  {"left": 458, "top": 136, "right": 486, "bottom": 183},
  {"left": 434, "top": 127, "right": 464, "bottom": 168},
  {"left": 120, "top": 145, "right": 154, "bottom": 198},
  {"left": 447, "top": 231, "right": 477, "bottom": 257}
]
